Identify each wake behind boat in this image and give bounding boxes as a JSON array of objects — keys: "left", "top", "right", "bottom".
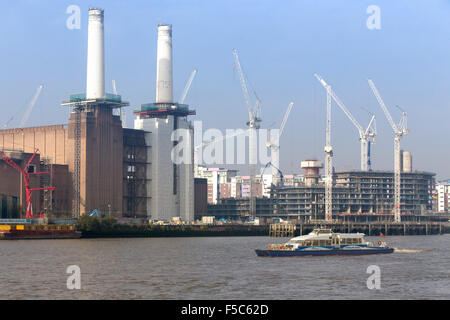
[{"left": 255, "top": 228, "right": 394, "bottom": 257}]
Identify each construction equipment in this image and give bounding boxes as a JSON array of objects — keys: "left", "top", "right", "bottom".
[
  {"left": 179, "top": 69, "right": 197, "bottom": 104},
  {"left": 266, "top": 102, "right": 294, "bottom": 178},
  {"left": 2, "top": 116, "right": 14, "bottom": 129},
  {"left": 315, "top": 75, "right": 377, "bottom": 171},
  {"left": 0, "top": 149, "right": 55, "bottom": 219},
  {"left": 368, "top": 79, "right": 408, "bottom": 222},
  {"left": 18, "top": 85, "right": 44, "bottom": 128},
  {"left": 232, "top": 49, "right": 261, "bottom": 218},
  {"left": 260, "top": 161, "right": 284, "bottom": 186},
  {"left": 89, "top": 209, "right": 99, "bottom": 217},
  {"left": 112, "top": 80, "right": 127, "bottom": 128},
  {"left": 72, "top": 103, "right": 82, "bottom": 218},
  {"left": 314, "top": 74, "right": 333, "bottom": 221}
]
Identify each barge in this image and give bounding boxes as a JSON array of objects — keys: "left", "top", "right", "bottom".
[{"left": 0, "top": 224, "right": 81, "bottom": 240}]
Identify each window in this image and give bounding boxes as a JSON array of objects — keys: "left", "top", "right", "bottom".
[{"left": 127, "top": 165, "right": 135, "bottom": 173}]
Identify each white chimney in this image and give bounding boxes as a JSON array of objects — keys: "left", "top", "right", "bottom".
[
  {"left": 156, "top": 24, "right": 173, "bottom": 103},
  {"left": 86, "top": 8, "right": 105, "bottom": 100}
]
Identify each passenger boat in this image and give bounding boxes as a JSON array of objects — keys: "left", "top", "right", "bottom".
[{"left": 255, "top": 228, "right": 394, "bottom": 257}]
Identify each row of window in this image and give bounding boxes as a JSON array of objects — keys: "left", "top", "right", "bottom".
[{"left": 291, "top": 238, "right": 362, "bottom": 246}]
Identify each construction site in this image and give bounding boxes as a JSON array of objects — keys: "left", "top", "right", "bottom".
[{"left": 0, "top": 7, "right": 443, "bottom": 229}]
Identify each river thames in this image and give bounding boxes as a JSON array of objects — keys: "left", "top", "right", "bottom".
[{"left": 1, "top": 235, "right": 449, "bottom": 299}]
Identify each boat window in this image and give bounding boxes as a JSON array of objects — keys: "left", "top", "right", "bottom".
[{"left": 318, "top": 240, "right": 331, "bottom": 246}]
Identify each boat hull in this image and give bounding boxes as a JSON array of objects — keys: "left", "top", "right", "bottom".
[
  {"left": 0, "top": 230, "right": 82, "bottom": 240},
  {"left": 255, "top": 247, "right": 394, "bottom": 257}
]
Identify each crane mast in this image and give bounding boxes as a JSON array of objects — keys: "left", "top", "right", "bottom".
[
  {"left": 324, "top": 85, "right": 333, "bottom": 221},
  {"left": 267, "top": 102, "right": 294, "bottom": 179},
  {"left": 315, "top": 74, "right": 377, "bottom": 171},
  {"left": 232, "top": 49, "right": 261, "bottom": 219},
  {"left": 367, "top": 79, "right": 408, "bottom": 223},
  {"left": 179, "top": 69, "right": 198, "bottom": 104},
  {"left": 20, "top": 85, "right": 43, "bottom": 128}
]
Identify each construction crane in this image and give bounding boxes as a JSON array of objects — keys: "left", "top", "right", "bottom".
[
  {"left": 232, "top": 49, "right": 261, "bottom": 218},
  {"left": 19, "top": 85, "right": 44, "bottom": 128},
  {"left": 313, "top": 74, "right": 334, "bottom": 221},
  {"left": 0, "top": 149, "right": 55, "bottom": 219},
  {"left": 112, "top": 80, "right": 127, "bottom": 128},
  {"left": 315, "top": 75, "right": 377, "bottom": 171},
  {"left": 260, "top": 161, "right": 284, "bottom": 186},
  {"left": 2, "top": 116, "right": 14, "bottom": 129},
  {"left": 266, "top": 102, "right": 294, "bottom": 181},
  {"left": 368, "top": 79, "right": 408, "bottom": 223},
  {"left": 179, "top": 69, "right": 197, "bottom": 104}
]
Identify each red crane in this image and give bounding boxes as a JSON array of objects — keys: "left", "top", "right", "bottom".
[{"left": 0, "top": 149, "right": 55, "bottom": 219}]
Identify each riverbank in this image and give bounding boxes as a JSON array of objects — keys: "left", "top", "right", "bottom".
[
  {"left": 75, "top": 216, "right": 450, "bottom": 238},
  {"left": 80, "top": 224, "right": 269, "bottom": 238},
  {"left": 77, "top": 216, "right": 268, "bottom": 238}
]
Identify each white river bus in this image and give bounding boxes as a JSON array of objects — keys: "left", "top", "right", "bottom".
[{"left": 255, "top": 228, "right": 394, "bottom": 257}]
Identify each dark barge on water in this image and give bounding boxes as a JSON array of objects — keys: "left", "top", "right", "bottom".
[{"left": 0, "top": 223, "right": 81, "bottom": 240}]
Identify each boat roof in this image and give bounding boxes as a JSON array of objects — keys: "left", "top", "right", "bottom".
[{"left": 289, "top": 228, "right": 365, "bottom": 241}]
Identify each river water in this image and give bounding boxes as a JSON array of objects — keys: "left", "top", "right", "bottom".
[{"left": 0, "top": 235, "right": 449, "bottom": 299}]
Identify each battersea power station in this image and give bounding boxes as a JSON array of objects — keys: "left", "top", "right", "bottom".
[{"left": 0, "top": 8, "right": 195, "bottom": 221}]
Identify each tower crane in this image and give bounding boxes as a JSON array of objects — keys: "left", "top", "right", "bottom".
[
  {"left": 315, "top": 74, "right": 377, "bottom": 171},
  {"left": 266, "top": 102, "right": 294, "bottom": 181},
  {"left": 314, "top": 74, "right": 333, "bottom": 221},
  {"left": 232, "top": 49, "right": 261, "bottom": 218},
  {"left": 112, "top": 80, "right": 127, "bottom": 128},
  {"left": 19, "top": 85, "right": 43, "bottom": 128},
  {"left": 367, "top": 79, "right": 408, "bottom": 223},
  {"left": 179, "top": 69, "right": 198, "bottom": 104}
]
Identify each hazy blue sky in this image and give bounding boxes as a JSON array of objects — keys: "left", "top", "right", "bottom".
[{"left": 1, "top": 0, "right": 449, "bottom": 179}]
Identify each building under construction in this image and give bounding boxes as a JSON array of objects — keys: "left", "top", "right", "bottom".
[{"left": 207, "top": 158, "right": 435, "bottom": 220}]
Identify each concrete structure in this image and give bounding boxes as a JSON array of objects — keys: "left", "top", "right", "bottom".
[
  {"left": 402, "top": 150, "right": 412, "bottom": 173},
  {"left": 134, "top": 24, "right": 195, "bottom": 222},
  {"left": 301, "top": 160, "right": 323, "bottom": 187},
  {"left": 207, "top": 197, "right": 273, "bottom": 220},
  {"left": 436, "top": 182, "right": 450, "bottom": 213},
  {"left": 156, "top": 24, "right": 173, "bottom": 103},
  {"left": 208, "top": 170, "right": 435, "bottom": 220},
  {"left": 272, "top": 170, "right": 435, "bottom": 218},
  {"left": 194, "top": 178, "right": 208, "bottom": 220},
  {"left": 196, "top": 166, "right": 238, "bottom": 204},
  {"left": 122, "top": 128, "right": 150, "bottom": 218},
  {"left": 86, "top": 8, "right": 105, "bottom": 100}
]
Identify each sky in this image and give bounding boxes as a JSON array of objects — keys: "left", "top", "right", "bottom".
[{"left": 1, "top": 0, "right": 449, "bottom": 179}]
